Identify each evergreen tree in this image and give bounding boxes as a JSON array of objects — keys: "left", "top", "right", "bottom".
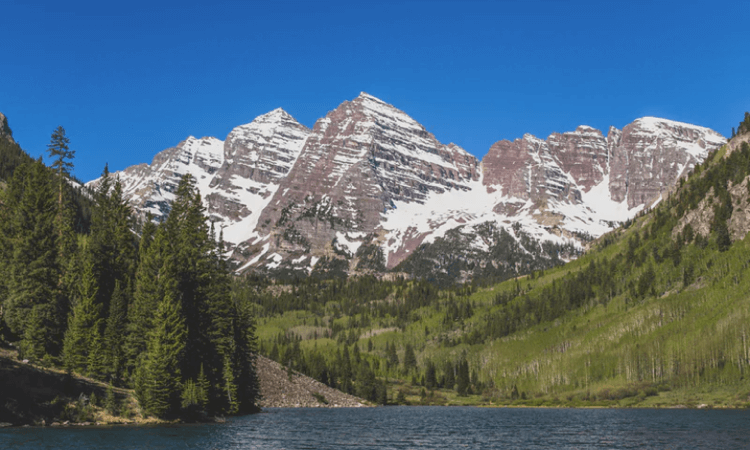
[
  {"left": 2, "top": 161, "right": 64, "bottom": 359},
  {"left": 62, "top": 258, "right": 101, "bottom": 373},
  {"left": 138, "top": 290, "right": 186, "bottom": 418},
  {"left": 89, "top": 169, "right": 136, "bottom": 320},
  {"left": 163, "top": 175, "right": 213, "bottom": 382},
  {"left": 425, "top": 360, "right": 437, "bottom": 389},
  {"left": 222, "top": 353, "right": 239, "bottom": 414},
  {"left": 716, "top": 222, "right": 731, "bottom": 252},
  {"left": 103, "top": 281, "right": 128, "bottom": 382},
  {"left": 87, "top": 329, "right": 106, "bottom": 379},
  {"left": 126, "top": 224, "right": 166, "bottom": 376},
  {"left": 229, "top": 294, "right": 260, "bottom": 413},
  {"left": 46, "top": 126, "right": 76, "bottom": 281},
  {"left": 403, "top": 343, "right": 417, "bottom": 372},
  {"left": 386, "top": 342, "right": 399, "bottom": 370},
  {"left": 46, "top": 126, "right": 74, "bottom": 192},
  {"left": 456, "top": 358, "right": 470, "bottom": 396}
]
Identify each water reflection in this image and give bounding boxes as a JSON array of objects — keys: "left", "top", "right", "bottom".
[{"left": 2, "top": 407, "right": 750, "bottom": 449}]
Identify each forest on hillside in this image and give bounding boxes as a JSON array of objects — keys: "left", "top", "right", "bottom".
[
  {"left": 244, "top": 115, "right": 750, "bottom": 407},
  {"left": 0, "top": 128, "right": 259, "bottom": 419}
]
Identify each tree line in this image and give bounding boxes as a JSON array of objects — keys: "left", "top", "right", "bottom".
[{"left": 0, "top": 127, "right": 259, "bottom": 418}]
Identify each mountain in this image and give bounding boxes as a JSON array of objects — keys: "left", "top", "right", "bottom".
[
  {"left": 0, "top": 113, "right": 14, "bottom": 144},
  {"left": 249, "top": 125, "right": 750, "bottom": 408},
  {"left": 88, "top": 108, "right": 311, "bottom": 246},
  {"left": 88, "top": 95, "right": 725, "bottom": 280}
]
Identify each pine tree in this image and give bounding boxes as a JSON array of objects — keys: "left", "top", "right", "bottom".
[
  {"left": 103, "top": 281, "right": 128, "bottom": 382},
  {"left": 21, "top": 305, "right": 53, "bottom": 363},
  {"left": 355, "top": 362, "right": 377, "bottom": 401},
  {"left": 425, "top": 360, "right": 437, "bottom": 389},
  {"left": 386, "top": 342, "right": 399, "bottom": 369},
  {"left": 2, "top": 161, "right": 64, "bottom": 359},
  {"left": 456, "top": 358, "right": 470, "bottom": 396},
  {"left": 163, "top": 174, "right": 213, "bottom": 382},
  {"left": 222, "top": 353, "right": 239, "bottom": 414},
  {"left": 62, "top": 258, "right": 101, "bottom": 373},
  {"left": 46, "top": 126, "right": 74, "bottom": 198},
  {"left": 87, "top": 329, "right": 106, "bottom": 379},
  {"left": 126, "top": 225, "right": 167, "bottom": 376},
  {"left": 104, "top": 385, "right": 119, "bottom": 416},
  {"left": 403, "top": 343, "right": 417, "bottom": 372},
  {"left": 716, "top": 222, "right": 731, "bottom": 252},
  {"left": 46, "top": 126, "right": 77, "bottom": 286},
  {"left": 196, "top": 363, "right": 210, "bottom": 408},
  {"left": 232, "top": 302, "right": 260, "bottom": 413},
  {"left": 138, "top": 290, "right": 186, "bottom": 418},
  {"left": 89, "top": 168, "right": 136, "bottom": 321}
]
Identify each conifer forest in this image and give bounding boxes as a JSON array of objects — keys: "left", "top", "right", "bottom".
[{"left": 0, "top": 128, "right": 259, "bottom": 419}]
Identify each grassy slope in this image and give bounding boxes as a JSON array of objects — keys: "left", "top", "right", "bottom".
[{"left": 255, "top": 138, "right": 750, "bottom": 408}]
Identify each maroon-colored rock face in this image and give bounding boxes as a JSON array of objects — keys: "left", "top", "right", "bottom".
[
  {"left": 482, "top": 119, "right": 724, "bottom": 213},
  {"left": 254, "top": 93, "right": 480, "bottom": 260},
  {"left": 609, "top": 118, "right": 724, "bottom": 209},
  {"left": 88, "top": 95, "right": 725, "bottom": 276},
  {"left": 207, "top": 109, "right": 310, "bottom": 223},
  {"left": 548, "top": 126, "right": 609, "bottom": 194},
  {"left": 482, "top": 128, "right": 606, "bottom": 206}
]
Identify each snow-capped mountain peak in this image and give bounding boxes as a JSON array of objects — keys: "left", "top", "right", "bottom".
[{"left": 88, "top": 95, "right": 725, "bottom": 280}]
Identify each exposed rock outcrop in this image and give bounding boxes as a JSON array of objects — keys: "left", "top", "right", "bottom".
[
  {"left": 0, "top": 112, "right": 14, "bottom": 144},
  {"left": 88, "top": 94, "right": 725, "bottom": 279},
  {"left": 256, "top": 356, "right": 367, "bottom": 408}
]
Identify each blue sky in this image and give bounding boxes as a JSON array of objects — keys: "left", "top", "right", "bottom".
[{"left": 2, "top": 0, "right": 748, "bottom": 182}]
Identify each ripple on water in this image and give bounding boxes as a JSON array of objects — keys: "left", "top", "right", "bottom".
[{"left": 2, "top": 407, "right": 750, "bottom": 449}]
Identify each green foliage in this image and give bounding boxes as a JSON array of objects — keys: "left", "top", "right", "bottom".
[
  {"left": 737, "top": 112, "right": 750, "bottom": 136},
  {"left": 137, "top": 291, "right": 186, "bottom": 418},
  {"left": 403, "top": 343, "right": 417, "bottom": 371},
  {"left": 47, "top": 126, "right": 75, "bottom": 178},
  {"left": 103, "top": 281, "right": 127, "bottom": 382},
  {"left": 1, "top": 150, "right": 259, "bottom": 420},
  {"left": 248, "top": 115, "right": 750, "bottom": 407},
  {"left": 62, "top": 258, "right": 101, "bottom": 373},
  {"left": 104, "top": 386, "right": 119, "bottom": 416},
  {"left": 1, "top": 160, "right": 65, "bottom": 359},
  {"left": 131, "top": 175, "right": 260, "bottom": 417},
  {"left": 0, "top": 135, "right": 33, "bottom": 182}
]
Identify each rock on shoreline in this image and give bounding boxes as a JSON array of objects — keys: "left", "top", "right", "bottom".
[{"left": 256, "top": 356, "right": 367, "bottom": 408}]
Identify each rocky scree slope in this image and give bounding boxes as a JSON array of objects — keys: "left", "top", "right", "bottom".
[
  {"left": 256, "top": 355, "right": 366, "bottom": 408},
  {"left": 86, "top": 95, "right": 725, "bottom": 280}
]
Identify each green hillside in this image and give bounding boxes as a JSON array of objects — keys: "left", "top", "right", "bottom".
[{"left": 248, "top": 115, "right": 750, "bottom": 408}]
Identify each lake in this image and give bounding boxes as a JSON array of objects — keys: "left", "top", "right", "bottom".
[{"left": 2, "top": 406, "right": 749, "bottom": 449}]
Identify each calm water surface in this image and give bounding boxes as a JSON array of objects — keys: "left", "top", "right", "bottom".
[{"left": 1, "top": 406, "right": 749, "bottom": 449}]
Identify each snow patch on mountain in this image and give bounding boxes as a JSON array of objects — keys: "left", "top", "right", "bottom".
[{"left": 89, "top": 93, "right": 726, "bottom": 279}]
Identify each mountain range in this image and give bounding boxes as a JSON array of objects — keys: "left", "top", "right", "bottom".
[{"left": 87, "top": 93, "right": 726, "bottom": 280}]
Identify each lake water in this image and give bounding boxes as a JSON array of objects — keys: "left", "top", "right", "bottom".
[{"left": 2, "top": 406, "right": 749, "bottom": 449}]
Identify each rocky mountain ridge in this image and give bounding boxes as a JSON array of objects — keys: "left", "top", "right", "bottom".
[
  {"left": 0, "top": 113, "right": 13, "bottom": 144},
  {"left": 85, "top": 94, "right": 726, "bottom": 280}
]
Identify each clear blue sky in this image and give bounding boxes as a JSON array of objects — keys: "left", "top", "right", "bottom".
[{"left": 2, "top": 0, "right": 748, "bottom": 182}]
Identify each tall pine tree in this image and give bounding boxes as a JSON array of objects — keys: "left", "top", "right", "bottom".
[
  {"left": 62, "top": 257, "right": 101, "bottom": 373},
  {"left": 1, "top": 160, "right": 64, "bottom": 359}
]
